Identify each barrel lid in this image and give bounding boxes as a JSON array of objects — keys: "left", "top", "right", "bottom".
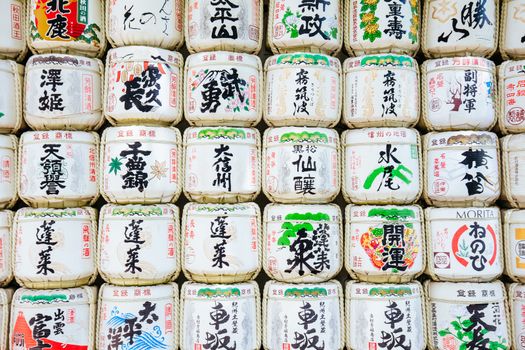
[
  {"left": 426, "top": 207, "right": 500, "bottom": 221},
  {"left": 13, "top": 286, "right": 96, "bottom": 306},
  {"left": 103, "top": 126, "right": 180, "bottom": 144},
  {"left": 347, "top": 205, "right": 421, "bottom": 223},
  {"left": 0, "top": 134, "right": 16, "bottom": 149},
  {"left": 510, "top": 283, "right": 525, "bottom": 300},
  {"left": 265, "top": 203, "right": 340, "bottom": 221},
  {"left": 504, "top": 209, "right": 525, "bottom": 224},
  {"left": 425, "top": 131, "right": 497, "bottom": 150},
  {"left": 185, "top": 202, "right": 258, "bottom": 218},
  {"left": 184, "top": 127, "right": 259, "bottom": 146},
  {"left": 187, "top": 51, "right": 261, "bottom": 68},
  {"left": 21, "top": 130, "right": 98, "bottom": 145},
  {"left": 101, "top": 204, "right": 178, "bottom": 219},
  {"left": 108, "top": 46, "right": 183, "bottom": 67},
  {"left": 346, "top": 281, "right": 421, "bottom": 299},
  {"left": 265, "top": 127, "right": 338, "bottom": 145},
  {"left": 265, "top": 52, "right": 340, "bottom": 71},
  {"left": 27, "top": 54, "right": 100, "bottom": 72},
  {"left": 426, "top": 281, "right": 505, "bottom": 302},
  {"left": 266, "top": 280, "right": 341, "bottom": 299},
  {"left": 101, "top": 283, "right": 177, "bottom": 301},
  {"left": 423, "top": 57, "right": 495, "bottom": 71},
  {"left": 343, "top": 127, "right": 418, "bottom": 145},
  {"left": 16, "top": 207, "right": 94, "bottom": 222},
  {"left": 183, "top": 282, "right": 257, "bottom": 300},
  {"left": 344, "top": 54, "right": 417, "bottom": 71},
  {"left": 500, "top": 60, "right": 525, "bottom": 77},
  {"left": 502, "top": 134, "right": 525, "bottom": 152}
]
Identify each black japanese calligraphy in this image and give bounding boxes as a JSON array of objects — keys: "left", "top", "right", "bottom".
[
  {"left": 383, "top": 0, "right": 406, "bottom": 40},
  {"left": 205, "top": 301, "right": 236, "bottom": 350},
  {"left": 210, "top": 216, "right": 231, "bottom": 269},
  {"left": 294, "top": 69, "right": 310, "bottom": 115},
  {"left": 213, "top": 144, "right": 233, "bottom": 192},
  {"left": 210, "top": 0, "right": 239, "bottom": 39},
  {"left": 459, "top": 148, "right": 493, "bottom": 195},
  {"left": 438, "top": 0, "right": 492, "bottom": 43},
  {"left": 292, "top": 301, "right": 325, "bottom": 350},
  {"left": 364, "top": 144, "right": 413, "bottom": 191},
  {"left": 120, "top": 64, "right": 162, "bottom": 113},
  {"left": 39, "top": 69, "right": 65, "bottom": 112},
  {"left": 39, "top": 144, "right": 66, "bottom": 196},
  {"left": 382, "top": 70, "right": 398, "bottom": 118},
  {"left": 36, "top": 220, "right": 57, "bottom": 276},
  {"left": 292, "top": 144, "right": 317, "bottom": 195},
  {"left": 120, "top": 142, "right": 152, "bottom": 192},
  {"left": 124, "top": 219, "right": 145, "bottom": 274},
  {"left": 379, "top": 301, "right": 411, "bottom": 350}
]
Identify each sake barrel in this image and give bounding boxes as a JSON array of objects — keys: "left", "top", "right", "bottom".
[
  {"left": 346, "top": 204, "right": 424, "bottom": 283},
  {"left": 263, "top": 280, "right": 344, "bottom": 350},
  {"left": 346, "top": 281, "right": 426, "bottom": 350},
  {"left": 502, "top": 134, "right": 525, "bottom": 208},
  {"left": 13, "top": 207, "right": 97, "bottom": 289},
  {"left": 19, "top": 131, "right": 99, "bottom": 208},
  {"left": 100, "top": 126, "right": 182, "bottom": 204},
  {"left": 421, "top": 57, "right": 496, "bottom": 131},
  {"left": 500, "top": 0, "right": 525, "bottom": 60},
  {"left": 268, "top": 0, "right": 342, "bottom": 55},
  {"left": 425, "top": 207, "right": 503, "bottom": 282},
  {"left": 25, "top": 54, "right": 104, "bottom": 131},
  {"left": 342, "top": 128, "right": 422, "bottom": 204},
  {"left": 0, "top": 0, "right": 26, "bottom": 61},
  {"left": 105, "top": 46, "right": 183, "bottom": 126},
  {"left": 183, "top": 127, "right": 260, "bottom": 203},
  {"left": 263, "top": 127, "right": 340, "bottom": 203},
  {"left": 263, "top": 203, "right": 342, "bottom": 283},
  {"left": 185, "top": 0, "right": 263, "bottom": 54},
  {"left": 425, "top": 281, "right": 510, "bottom": 350},
  {"left": 503, "top": 209, "right": 525, "bottom": 282},
  {"left": 98, "top": 204, "right": 180, "bottom": 285},
  {"left": 509, "top": 283, "right": 525, "bottom": 350},
  {"left": 181, "top": 281, "right": 261, "bottom": 350},
  {"left": 182, "top": 202, "right": 261, "bottom": 283},
  {"left": 10, "top": 286, "right": 97, "bottom": 349},
  {"left": 27, "top": 0, "right": 106, "bottom": 57},
  {"left": 0, "top": 60, "right": 23, "bottom": 133},
  {"left": 0, "top": 211, "right": 13, "bottom": 287},
  {"left": 0, "top": 289, "right": 12, "bottom": 350},
  {"left": 185, "top": 51, "right": 262, "bottom": 126},
  {"left": 422, "top": 0, "right": 498, "bottom": 58},
  {"left": 423, "top": 131, "right": 500, "bottom": 206},
  {"left": 106, "top": 0, "right": 184, "bottom": 50},
  {"left": 98, "top": 283, "right": 179, "bottom": 350},
  {"left": 343, "top": 54, "right": 419, "bottom": 128},
  {"left": 344, "top": 0, "right": 420, "bottom": 56},
  {"left": 265, "top": 52, "right": 341, "bottom": 127},
  {"left": 498, "top": 60, "right": 525, "bottom": 134},
  {"left": 0, "top": 135, "right": 17, "bottom": 209}
]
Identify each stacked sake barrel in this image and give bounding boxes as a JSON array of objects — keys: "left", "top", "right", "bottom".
[
  {"left": 421, "top": 1, "right": 512, "bottom": 349},
  {"left": 342, "top": 2, "right": 427, "bottom": 349},
  {"left": 96, "top": 1, "right": 186, "bottom": 349},
  {"left": 3, "top": 1, "right": 105, "bottom": 348},
  {"left": 0, "top": 0, "right": 26, "bottom": 347},
  {"left": 500, "top": 1, "right": 525, "bottom": 349},
  {"left": 180, "top": 1, "right": 264, "bottom": 349},
  {"left": 262, "top": 1, "right": 345, "bottom": 349}
]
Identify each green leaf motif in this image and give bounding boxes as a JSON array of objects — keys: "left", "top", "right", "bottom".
[
  {"left": 0, "top": 112, "right": 4, "bottom": 118},
  {"left": 109, "top": 157, "right": 123, "bottom": 175}
]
